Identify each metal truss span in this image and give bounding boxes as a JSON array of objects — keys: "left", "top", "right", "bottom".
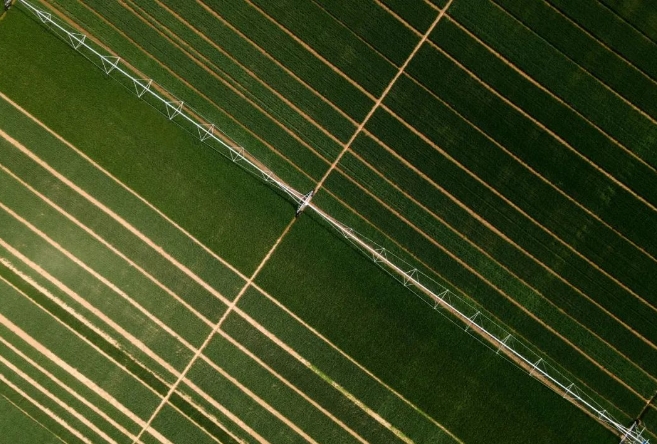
[{"left": 15, "top": 1, "right": 650, "bottom": 442}]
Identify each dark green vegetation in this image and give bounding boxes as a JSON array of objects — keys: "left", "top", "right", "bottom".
[{"left": 0, "top": 0, "right": 656, "bottom": 442}]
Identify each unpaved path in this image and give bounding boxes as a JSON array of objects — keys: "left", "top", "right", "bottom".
[{"left": 313, "top": 0, "right": 454, "bottom": 194}]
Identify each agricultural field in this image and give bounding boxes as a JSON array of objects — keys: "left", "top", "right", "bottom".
[{"left": 0, "top": 0, "right": 655, "bottom": 443}]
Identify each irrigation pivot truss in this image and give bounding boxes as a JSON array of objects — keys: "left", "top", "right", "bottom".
[{"left": 15, "top": 1, "right": 651, "bottom": 442}]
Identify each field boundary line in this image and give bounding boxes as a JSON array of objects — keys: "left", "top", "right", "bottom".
[
  {"left": 0, "top": 372, "right": 93, "bottom": 444},
  {"left": 1, "top": 394, "right": 68, "bottom": 444},
  {"left": 483, "top": 1, "right": 657, "bottom": 165},
  {"left": 420, "top": 27, "right": 657, "bottom": 266},
  {"left": 212, "top": 330, "right": 370, "bottom": 444},
  {"left": 312, "top": 0, "right": 454, "bottom": 195},
  {"left": 0, "top": 163, "right": 214, "bottom": 328},
  {"left": 134, "top": 217, "right": 309, "bottom": 444},
  {"left": 337, "top": 149, "right": 657, "bottom": 384},
  {"left": 0, "top": 334, "right": 140, "bottom": 442},
  {"left": 0, "top": 342, "right": 118, "bottom": 443},
  {"left": 249, "top": 283, "right": 465, "bottom": 443}
]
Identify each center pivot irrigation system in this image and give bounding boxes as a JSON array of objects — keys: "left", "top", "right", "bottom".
[{"left": 15, "top": 1, "right": 651, "bottom": 442}]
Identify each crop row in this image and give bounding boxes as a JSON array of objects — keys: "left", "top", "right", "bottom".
[
  {"left": 310, "top": 0, "right": 420, "bottom": 67},
  {"left": 544, "top": 0, "right": 657, "bottom": 83},
  {"left": 493, "top": 0, "right": 657, "bottom": 123},
  {"left": 429, "top": 17, "right": 657, "bottom": 212},
  {"left": 448, "top": 0, "right": 657, "bottom": 168},
  {"left": 385, "top": 67, "right": 657, "bottom": 314},
  {"left": 322, "top": 167, "right": 645, "bottom": 416},
  {"left": 254, "top": 214, "right": 617, "bottom": 443},
  {"left": 404, "top": 41, "right": 657, "bottom": 258}
]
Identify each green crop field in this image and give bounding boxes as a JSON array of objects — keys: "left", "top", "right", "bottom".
[{"left": 0, "top": 0, "right": 656, "bottom": 443}]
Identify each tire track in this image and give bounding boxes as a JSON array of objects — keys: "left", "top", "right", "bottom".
[
  {"left": 0, "top": 272, "right": 231, "bottom": 444},
  {"left": 0, "top": 92, "right": 455, "bottom": 440},
  {"left": 337, "top": 148, "right": 657, "bottom": 383},
  {"left": 312, "top": 0, "right": 454, "bottom": 194},
  {"left": 483, "top": 1, "right": 657, "bottom": 164},
  {"left": 0, "top": 373, "right": 93, "bottom": 443},
  {"left": 367, "top": 107, "right": 657, "bottom": 347},
  {"left": 328, "top": 166, "right": 648, "bottom": 401}
]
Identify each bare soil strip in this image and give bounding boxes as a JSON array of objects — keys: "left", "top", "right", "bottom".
[
  {"left": 0, "top": 236, "right": 180, "bottom": 380},
  {"left": 0, "top": 373, "right": 93, "bottom": 443},
  {"left": 1, "top": 394, "right": 68, "bottom": 444},
  {"left": 0, "top": 349, "right": 118, "bottom": 443},
  {"left": 412, "top": 41, "right": 657, "bottom": 290},
  {"left": 0, "top": 129, "right": 232, "bottom": 308},
  {"left": 231, "top": 307, "right": 415, "bottom": 443},
  {"left": 2, "top": 246, "right": 268, "bottom": 443},
  {"left": 0, "top": 273, "right": 177, "bottom": 444},
  {"left": 0, "top": 163, "right": 213, "bottom": 328},
  {"left": 188, "top": 346, "right": 318, "bottom": 444},
  {"left": 368, "top": 108, "right": 657, "bottom": 342},
  {"left": 0, "top": 92, "right": 249, "bottom": 283},
  {"left": 149, "top": 0, "right": 357, "bottom": 142},
  {"left": 134, "top": 218, "right": 315, "bottom": 444},
  {"left": 174, "top": 384, "right": 263, "bottom": 443},
  {"left": 313, "top": 0, "right": 454, "bottom": 195},
  {"left": 193, "top": 0, "right": 360, "bottom": 126},
  {"left": 489, "top": 0, "right": 657, "bottom": 129},
  {"left": 0, "top": 335, "right": 139, "bottom": 442},
  {"left": 236, "top": 0, "right": 377, "bottom": 101},
  {"left": 340, "top": 149, "right": 657, "bottom": 382},
  {"left": 43, "top": 0, "right": 312, "bottom": 188},
  {"left": 249, "top": 281, "right": 465, "bottom": 442},
  {"left": 543, "top": 0, "right": 657, "bottom": 94},
  {"left": 332, "top": 164, "right": 648, "bottom": 401},
  {"left": 120, "top": 0, "right": 333, "bottom": 168},
  {"left": 0, "top": 95, "right": 440, "bottom": 438},
  {"left": 213, "top": 330, "right": 369, "bottom": 444},
  {"left": 373, "top": 1, "right": 424, "bottom": 35},
  {"left": 0, "top": 201, "right": 202, "bottom": 358}
]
